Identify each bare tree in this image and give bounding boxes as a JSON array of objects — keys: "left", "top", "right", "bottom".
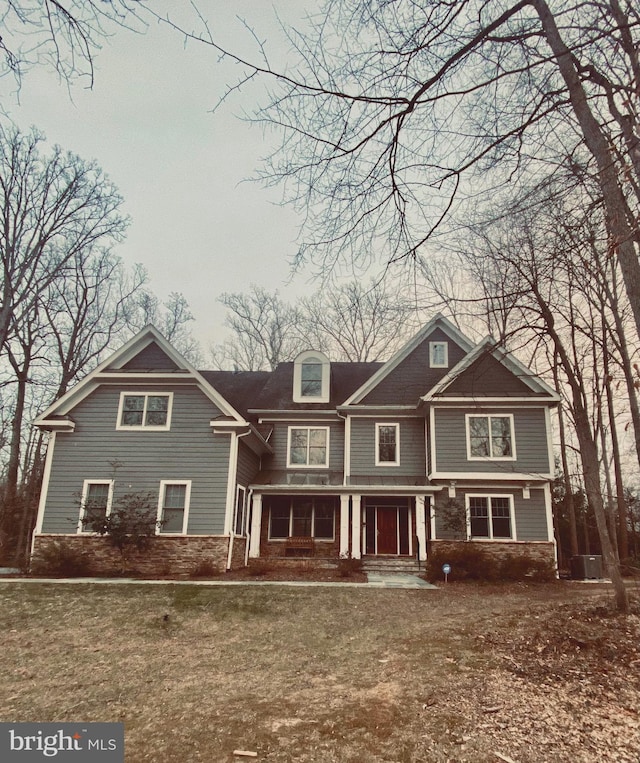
[
  {"left": 211, "top": 286, "right": 303, "bottom": 371},
  {"left": 0, "top": 125, "right": 128, "bottom": 356},
  {"left": 1, "top": 0, "right": 147, "bottom": 89},
  {"left": 299, "top": 279, "right": 419, "bottom": 361},
  {"left": 455, "top": 184, "right": 632, "bottom": 612},
  {"left": 160, "top": 1, "right": 640, "bottom": 341}
]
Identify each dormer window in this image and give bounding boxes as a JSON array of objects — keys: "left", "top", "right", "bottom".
[
  {"left": 293, "top": 350, "right": 330, "bottom": 403},
  {"left": 429, "top": 341, "right": 448, "bottom": 368}
]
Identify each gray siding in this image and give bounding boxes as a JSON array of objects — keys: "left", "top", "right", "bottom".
[
  {"left": 433, "top": 487, "right": 549, "bottom": 541},
  {"left": 41, "top": 384, "right": 231, "bottom": 535},
  {"left": 433, "top": 407, "right": 550, "bottom": 474},
  {"left": 362, "top": 328, "right": 468, "bottom": 405},
  {"left": 261, "top": 420, "right": 344, "bottom": 472},
  {"left": 237, "top": 442, "right": 260, "bottom": 487},
  {"left": 350, "top": 417, "right": 426, "bottom": 477}
]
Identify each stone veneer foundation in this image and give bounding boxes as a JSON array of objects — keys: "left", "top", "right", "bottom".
[
  {"left": 429, "top": 539, "right": 557, "bottom": 567},
  {"left": 31, "top": 534, "right": 244, "bottom": 577}
]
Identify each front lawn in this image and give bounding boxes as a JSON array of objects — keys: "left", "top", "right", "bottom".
[{"left": 0, "top": 581, "right": 638, "bottom": 762}]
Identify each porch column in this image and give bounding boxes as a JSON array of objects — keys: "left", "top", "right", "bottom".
[
  {"left": 248, "top": 493, "right": 263, "bottom": 558},
  {"left": 339, "top": 494, "right": 350, "bottom": 557},
  {"left": 415, "top": 495, "right": 428, "bottom": 562},
  {"left": 351, "top": 494, "right": 362, "bottom": 559}
]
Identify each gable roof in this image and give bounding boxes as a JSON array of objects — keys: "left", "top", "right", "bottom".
[
  {"left": 422, "top": 337, "right": 561, "bottom": 401},
  {"left": 34, "top": 326, "right": 247, "bottom": 425},
  {"left": 343, "top": 314, "right": 475, "bottom": 406}
]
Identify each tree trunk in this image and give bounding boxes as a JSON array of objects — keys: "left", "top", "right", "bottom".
[{"left": 534, "top": 0, "right": 640, "bottom": 343}]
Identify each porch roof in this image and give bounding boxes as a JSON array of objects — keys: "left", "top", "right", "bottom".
[{"left": 250, "top": 470, "right": 440, "bottom": 494}]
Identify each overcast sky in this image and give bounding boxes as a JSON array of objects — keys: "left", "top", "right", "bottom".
[{"left": 4, "top": 1, "right": 317, "bottom": 351}]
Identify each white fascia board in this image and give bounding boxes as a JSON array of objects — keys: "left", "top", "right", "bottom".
[
  {"left": 429, "top": 471, "right": 552, "bottom": 481},
  {"left": 344, "top": 315, "right": 475, "bottom": 406},
  {"left": 32, "top": 419, "right": 76, "bottom": 432},
  {"left": 423, "top": 397, "right": 558, "bottom": 405},
  {"left": 252, "top": 410, "right": 337, "bottom": 418}
]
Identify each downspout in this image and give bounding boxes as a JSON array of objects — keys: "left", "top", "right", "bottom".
[
  {"left": 244, "top": 487, "right": 254, "bottom": 567},
  {"left": 226, "top": 428, "right": 252, "bottom": 571}
]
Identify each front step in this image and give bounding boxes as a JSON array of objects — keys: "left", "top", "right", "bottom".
[{"left": 361, "top": 556, "right": 423, "bottom": 575}]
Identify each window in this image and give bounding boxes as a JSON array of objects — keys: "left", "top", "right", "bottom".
[
  {"left": 234, "top": 486, "right": 247, "bottom": 536},
  {"left": 288, "top": 426, "right": 329, "bottom": 467},
  {"left": 429, "top": 341, "right": 448, "bottom": 368},
  {"left": 376, "top": 423, "right": 399, "bottom": 465},
  {"left": 157, "top": 481, "right": 190, "bottom": 534},
  {"left": 117, "top": 392, "right": 173, "bottom": 430},
  {"left": 467, "top": 414, "right": 515, "bottom": 459},
  {"left": 301, "top": 359, "right": 323, "bottom": 397},
  {"left": 468, "top": 495, "right": 513, "bottom": 539},
  {"left": 79, "top": 480, "right": 113, "bottom": 533},
  {"left": 268, "top": 497, "right": 335, "bottom": 540},
  {"left": 293, "top": 350, "right": 330, "bottom": 402}
]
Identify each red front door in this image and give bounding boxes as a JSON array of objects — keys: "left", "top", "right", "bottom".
[{"left": 377, "top": 508, "right": 398, "bottom": 555}]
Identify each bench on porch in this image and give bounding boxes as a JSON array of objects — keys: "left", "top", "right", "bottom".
[{"left": 284, "top": 536, "right": 315, "bottom": 557}]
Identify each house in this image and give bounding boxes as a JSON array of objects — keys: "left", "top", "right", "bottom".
[{"left": 31, "top": 315, "right": 560, "bottom": 576}]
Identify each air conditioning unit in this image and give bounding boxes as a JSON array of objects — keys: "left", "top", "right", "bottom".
[{"left": 570, "top": 555, "right": 603, "bottom": 580}]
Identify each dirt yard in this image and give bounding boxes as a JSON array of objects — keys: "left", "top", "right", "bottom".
[{"left": 0, "top": 580, "right": 638, "bottom": 762}]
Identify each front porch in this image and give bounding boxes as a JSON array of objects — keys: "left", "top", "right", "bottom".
[{"left": 247, "top": 491, "right": 433, "bottom": 562}]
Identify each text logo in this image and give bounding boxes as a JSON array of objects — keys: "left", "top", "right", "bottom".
[{"left": 0, "top": 724, "right": 124, "bottom": 762}]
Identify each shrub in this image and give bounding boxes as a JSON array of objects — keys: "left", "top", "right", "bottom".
[
  {"left": 84, "top": 491, "right": 158, "bottom": 572},
  {"left": 498, "top": 554, "right": 555, "bottom": 582},
  {"left": 426, "top": 544, "right": 498, "bottom": 582},
  {"left": 426, "top": 544, "right": 556, "bottom": 583},
  {"left": 190, "top": 559, "right": 221, "bottom": 578},
  {"left": 31, "top": 540, "right": 92, "bottom": 577},
  {"left": 247, "top": 560, "right": 273, "bottom": 577},
  {"left": 620, "top": 557, "right": 640, "bottom": 578},
  {"left": 337, "top": 555, "right": 364, "bottom": 578}
]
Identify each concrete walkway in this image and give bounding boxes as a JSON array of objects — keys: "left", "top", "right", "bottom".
[{"left": 0, "top": 573, "right": 437, "bottom": 590}]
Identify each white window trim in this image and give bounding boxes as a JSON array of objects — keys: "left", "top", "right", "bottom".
[
  {"left": 429, "top": 341, "right": 448, "bottom": 368},
  {"left": 78, "top": 479, "right": 114, "bottom": 534},
  {"left": 465, "top": 493, "right": 517, "bottom": 540},
  {"left": 375, "top": 422, "right": 400, "bottom": 466},
  {"left": 268, "top": 499, "right": 336, "bottom": 542},
  {"left": 292, "top": 350, "right": 330, "bottom": 403},
  {"left": 116, "top": 391, "right": 174, "bottom": 431},
  {"left": 466, "top": 413, "right": 517, "bottom": 461},
  {"left": 287, "top": 426, "right": 330, "bottom": 468},
  {"left": 157, "top": 480, "right": 191, "bottom": 535}
]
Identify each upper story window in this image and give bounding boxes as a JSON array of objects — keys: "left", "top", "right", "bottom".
[
  {"left": 293, "top": 350, "right": 330, "bottom": 403},
  {"left": 287, "top": 426, "right": 329, "bottom": 468},
  {"left": 429, "top": 341, "right": 448, "bottom": 368},
  {"left": 467, "top": 495, "right": 514, "bottom": 539},
  {"left": 466, "top": 414, "right": 515, "bottom": 460},
  {"left": 117, "top": 392, "right": 173, "bottom": 431},
  {"left": 78, "top": 480, "right": 113, "bottom": 533},
  {"left": 375, "top": 423, "right": 400, "bottom": 466}
]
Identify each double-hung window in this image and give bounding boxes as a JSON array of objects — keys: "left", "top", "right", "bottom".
[
  {"left": 468, "top": 495, "right": 514, "bottom": 539},
  {"left": 79, "top": 480, "right": 113, "bottom": 533},
  {"left": 376, "top": 423, "right": 399, "bottom": 465},
  {"left": 117, "top": 392, "right": 173, "bottom": 430},
  {"left": 288, "top": 426, "right": 329, "bottom": 467},
  {"left": 467, "top": 414, "right": 515, "bottom": 460},
  {"left": 157, "top": 481, "right": 190, "bottom": 534}
]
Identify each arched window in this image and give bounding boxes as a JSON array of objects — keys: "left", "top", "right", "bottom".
[{"left": 293, "top": 350, "right": 330, "bottom": 402}]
